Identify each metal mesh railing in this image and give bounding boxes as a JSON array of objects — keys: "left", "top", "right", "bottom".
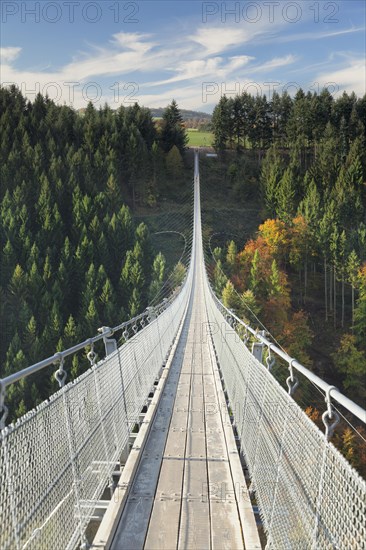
[
  {"left": 0, "top": 271, "right": 192, "bottom": 550},
  {"left": 204, "top": 283, "right": 366, "bottom": 550}
]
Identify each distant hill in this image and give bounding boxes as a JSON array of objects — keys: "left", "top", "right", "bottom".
[
  {"left": 77, "top": 107, "right": 211, "bottom": 120},
  {"left": 150, "top": 108, "right": 211, "bottom": 120}
]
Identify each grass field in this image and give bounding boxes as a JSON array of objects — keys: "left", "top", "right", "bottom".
[{"left": 186, "top": 128, "right": 214, "bottom": 147}]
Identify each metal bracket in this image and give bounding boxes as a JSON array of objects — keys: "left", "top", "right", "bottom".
[
  {"left": 54, "top": 352, "right": 67, "bottom": 388},
  {"left": 322, "top": 386, "right": 340, "bottom": 440},
  {"left": 146, "top": 306, "right": 157, "bottom": 322},
  {"left": 286, "top": 359, "right": 299, "bottom": 396},
  {"left": 98, "top": 326, "right": 117, "bottom": 357}
]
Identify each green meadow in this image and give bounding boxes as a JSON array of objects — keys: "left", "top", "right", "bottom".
[{"left": 186, "top": 128, "right": 214, "bottom": 147}]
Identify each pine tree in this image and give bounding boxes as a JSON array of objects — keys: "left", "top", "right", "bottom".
[
  {"left": 347, "top": 250, "right": 360, "bottom": 326},
  {"left": 213, "top": 260, "right": 228, "bottom": 297},
  {"left": 129, "top": 288, "right": 142, "bottom": 317},
  {"left": 249, "top": 249, "right": 261, "bottom": 295},
  {"left": 354, "top": 267, "right": 366, "bottom": 346},
  {"left": 63, "top": 315, "right": 78, "bottom": 349},
  {"left": 1, "top": 239, "right": 16, "bottom": 285},
  {"left": 160, "top": 100, "right": 188, "bottom": 154},
  {"left": 85, "top": 298, "right": 99, "bottom": 335},
  {"left": 212, "top": 96, "right": 231, "bottom": 153},
  {"left": 166, "top": 145, "right": 184, "bottom": 184},
  {"left": 260, "top": 145, "right": 284, "bottom": 217},
  {"left": 226, "top": 241, "right": 237, "bottom": 275},
  {"left": 4, "top": 332, "right": 23, "bottom": 376},
  {"left": 106, "top": 172, "right": 122, "bottom": 210},
  {"left": 276, "top": 168, "right": 296, "bottom": 223},
  {"left": 213, "top": 247, "right": 223, "bottom": 262},
  {"left": 148, "top": 252, "right": 166, "bottom": 302},
  {"left": 99, "top": 276, "right": 117, "bottom": 323},
  {"left": 170, "top": 262, "right": 186, "bottom": 289},
  {"left": 24, "top": 316, "right": 40, "bottom": 363},
  {"left": 269, "top": 260, "right": 282, "bottom": 296},
  {"left": 333, "top": 334, "right": 366, "bottom": 402},
  {"left": 240, "top": 289, "right": 260, "bottom": 323},
  {"left": 222, "top": 280, "right": 240, "bottom": 311},
  {"left": 8, "top": 264, "right": 28, "bottom": 299}
]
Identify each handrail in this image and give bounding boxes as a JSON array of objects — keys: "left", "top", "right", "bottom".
[
  {"left": 0, "top": 297, "right": 173, "bottom": 393},
  {"left": 210, "top": 289, "right": 366, "bottom": 425}
]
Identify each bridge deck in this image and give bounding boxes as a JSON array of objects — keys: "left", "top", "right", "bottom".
[
  {"left": 106, "top": 270, "right": 256, "bottom": 549},
  {"left": 92, "top": 156, "right": 260, "bottom": 550}
]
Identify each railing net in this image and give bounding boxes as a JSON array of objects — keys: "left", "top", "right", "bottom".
[
  {"left": 0, "top": 273, "right": 191, "bottom": 550},
  {"left": 204, "top": 286, "right": 366, "bottom": 550}
]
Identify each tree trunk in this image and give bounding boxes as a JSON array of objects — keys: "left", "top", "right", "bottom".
[
  {"left": 329, "top": 264, "right": 333, "bottom": 312},
  {"left": 304, "top": 258, "right": 308, "bottom": 303},
  {"left": 352, "top": 285, "right": 355, "bottom": 330},
  {"left": 299, "top": 268, "right": 302, "bottom": 304},
  {"left": 132, "top": 180, "right": 136, "bottom": 211},
  {"left": 341, "top": 277, "right": 345, "bottom": 328},
  {"left": 334, "top": 266, "right": 336, "bottom": 328},
  {"left": 324, "top": 257, "right": 328, "bottom": 321}
]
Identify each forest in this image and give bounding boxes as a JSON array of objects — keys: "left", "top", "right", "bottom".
[
  {"left": 0, "top": 86, "right": 188, "bottom": 420},
  {"left": 208, "top": 88, "right": 366, "bottom": 474},
  {"left": 1, "top": 84, "right": 366, "bottom": 473}
]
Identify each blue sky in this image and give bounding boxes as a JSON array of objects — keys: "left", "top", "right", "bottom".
[{"left": 1, "top": 0, "right": 365, "bottom": 112}]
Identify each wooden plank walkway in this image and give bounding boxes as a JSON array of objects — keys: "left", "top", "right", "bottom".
[
  {"left": 108, "top": 267, "right": 259, "bottom": 549},
  {"left": 92, "top": 152, "right": 261, "bottom": 549}
]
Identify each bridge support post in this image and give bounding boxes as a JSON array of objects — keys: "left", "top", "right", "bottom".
[
  {"left": 98, "top": 326, "right": 118, "bottom": 356},
  {"left": 120, "top": 442, "right": 130, "bottom": 466},
  {"left": 146, "top": 306, "right": 157, "bottom": 321},
  {"left": 251, "top": 342, "right": 264, "bottom": 364}
]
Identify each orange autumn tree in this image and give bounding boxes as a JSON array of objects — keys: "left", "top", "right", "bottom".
[
  {"left": 258, "top": 218, "right": 288, "bottom": 260},
  {"left": 234, "top": 217, "right": 314, "bottom": 354},
  {"left": 238, "top": 236, "right": 271, "bottom": 285},
  {"left": 237, "top": 223, "right": 291, "bottom": 337}
]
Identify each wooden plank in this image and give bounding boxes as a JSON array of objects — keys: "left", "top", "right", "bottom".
[
  {"left": 111, "top": 497, "right": 154, "bottom": 550},
  {"left": 178, "top": 499, "right": 211, "bottom": 550},
  {"left": 143, "top": 323, "right": 195, "bottom": 549},
  {"left": 95, "top": 249, "right": 261, "bottom": 550},
  {"left": 107, "top": 297, "right": 195, "bottom": 550},
  {"left": 210, "top": 501, "right": 244, "bottom": 550},
  {"left": 206, "top": 333, "right": 262, "bottom": 550},
  {"left": 144, "top": 499, "right": 181, "bottom": 550},
  {"left": 196, "top": 321, "right": 245, "bottom": 550},
  {"left": 177, "top": 311, "right": 212, "bottom": 549},
  {"left": 91, "top": 291, "right": 191, "bottom": 550}
]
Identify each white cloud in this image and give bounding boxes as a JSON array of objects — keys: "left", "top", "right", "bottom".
[
  {"left": 62, "top": 32, "right": 164, "bottom": 80},
  {"left": 0, "top": 47, "right": 22, "bottom": 63},
  {"left": 146, "top": 55, "right": 253, "bottom": 87},
  {"left": 249, "top": 54, "right": 297, "bottom": 74},
  {"left": 1, "top": 17, "right": 364, "bottom": 111},
  {"left": 277, "top": 26, "right": 365, "bottom": 44},
  {"left": 316, "top": 56, "right": 366, "bottom": 97},
  {"left": 188, "top": 27, "right": 254, "bottom": 55}
]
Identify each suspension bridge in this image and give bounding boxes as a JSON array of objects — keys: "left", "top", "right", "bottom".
[{"left": 0, "top": 151, "right": 365, "bottom": 549}]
